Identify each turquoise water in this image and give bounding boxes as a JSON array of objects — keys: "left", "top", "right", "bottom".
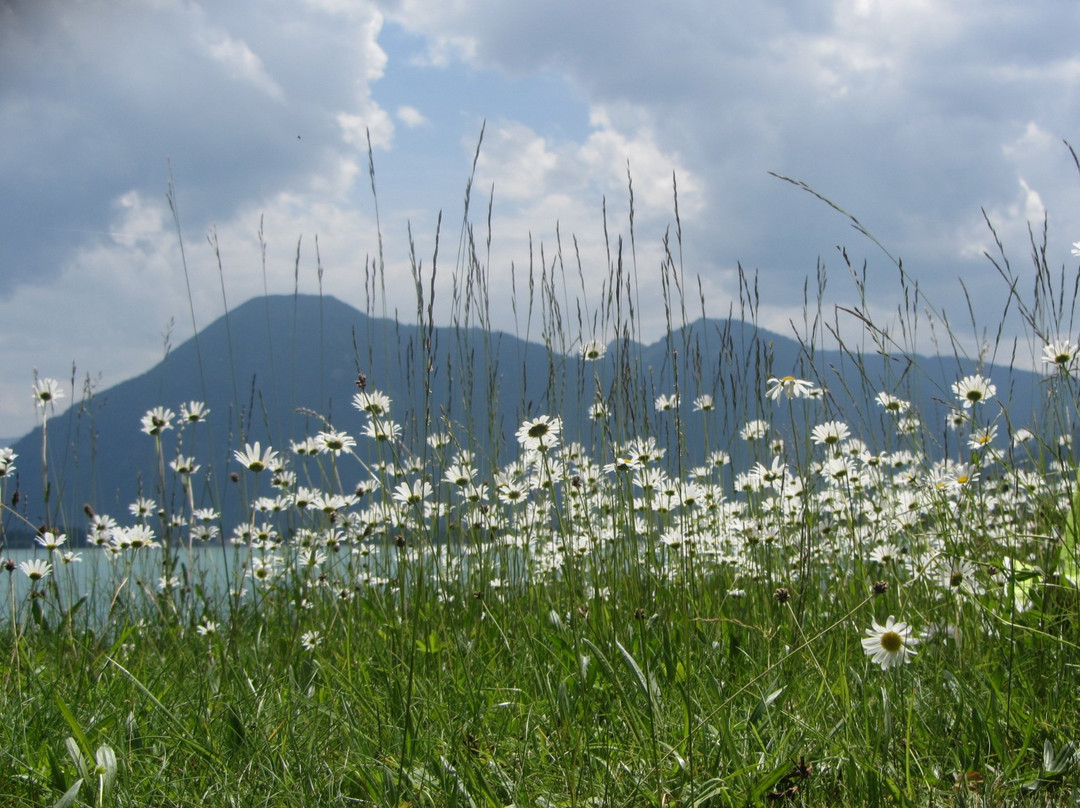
[
  {"left": 1, "top": 545, "right": 245, "bottom": 622},
  {"left": 3, "top": 535, "right": 512, "bottom": 626},
  {"left": 2, "top": 540, "right": 409, "bottom": 624}
]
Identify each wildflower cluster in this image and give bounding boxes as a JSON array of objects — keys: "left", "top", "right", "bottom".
[
  {"left": 6, "top": 356, "right": 1077, "bottom": 675},
  {"left": 0, "top": 447, "right": 15, "bottom": 480}
]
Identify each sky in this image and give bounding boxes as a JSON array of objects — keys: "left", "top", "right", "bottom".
[{"left": 3, "top": 0, "right": 1080, "bottom": 439}]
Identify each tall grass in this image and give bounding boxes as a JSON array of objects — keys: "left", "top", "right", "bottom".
[{"left": 1, "top": 143, "right": 1079, "bottom": 807}]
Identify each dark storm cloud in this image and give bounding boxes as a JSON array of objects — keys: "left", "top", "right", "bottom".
[{"left": 0, "top": 0, "right": 385, "bottom": 294}]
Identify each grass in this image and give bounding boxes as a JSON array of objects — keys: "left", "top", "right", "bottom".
[{"left": 2, "top": 144, "right": 1080, "bottom": 806}]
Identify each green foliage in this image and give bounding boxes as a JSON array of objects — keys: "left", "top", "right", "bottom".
[
  {"left": 4, "top": 152, "right": 1080, "bottom": 806},
  {"left": 1060, "top": 466, "right": 1080, "bottom": 587}
]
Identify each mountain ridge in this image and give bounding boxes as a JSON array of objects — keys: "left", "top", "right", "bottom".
[{"left": 3, "top": 293, "right": 1048, "bottom": 543}]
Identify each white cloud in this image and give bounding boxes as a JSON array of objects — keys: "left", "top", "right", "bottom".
[
  {"left": 338, "top": 108, "right": 395, "bottom": 150},
  {"left": 396, "top": 105, "right": 428, "bottom": 128},
  {"left": 1019, "top": 178, "right": 1047, "bottom": 224},
  {"left": 1003, "top": 121, "right": 1056, "bottom": 163},
  {"left": 469, "top": 110, "right": 703, "bottom": 220},
  {"left": 578, "top": 109, "right": 704, "bottom": 219},
  {"left": 473, "top": 122, "right": 558, "bottom": 201},
  {"left": 957, "top": 178, "right": 1048, "bottom": 263},
  {"left": 437, "top": 111, "right": 713, "bottom": 344},
  {"left": 201, "top": 30, "right": 286, "bottom": 100}
]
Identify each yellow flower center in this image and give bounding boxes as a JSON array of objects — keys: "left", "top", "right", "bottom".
[{"left": 880, "top": 631, "right": 903, "bottom": 652}]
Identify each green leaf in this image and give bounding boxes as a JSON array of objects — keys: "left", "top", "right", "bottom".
[
  {"left": 883, "top": 774, "right": 913, "bottom": 807},
  {"left": 95, "top": 744, "right": 118, "bottom": 795},
  {"left": 414, "top": 630, "right": 443, "bottom": 654},
  {"left": 748, "top": 761, "right": 793, "bottom": 802},
  {"left": 1061, "top": 467, "right": 1080, "bottom": 586},
  {"left": 1044, "top": 738, "right": 1056, "bottom": 772},
  {"left": 675, "top": 659, "right": 687, "bottom": 684},
  {"left": 54, "top": 695, "right": 91, "bottom": 765},
  {"left": 60, "top": 595, "right": 87, "bottom": 626},
  {"left": 64, "top": 737, "right": 89, "bottom": 784},
  {"left": 51, "top": 778, "right": 82, "bottom": 808},
  {"left": 616, "top": 639, "right": 662, "bottom": 713},
  {"left": 1003, "top": 557, "right": 1041, "bottom": 612},
  {"left": 748, "top": 687, "right": 784, "bottom": 726}
]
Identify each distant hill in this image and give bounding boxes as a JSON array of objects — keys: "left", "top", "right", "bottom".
[{"left": 2, "top": 294, "right": 1052, "bottom": 545}]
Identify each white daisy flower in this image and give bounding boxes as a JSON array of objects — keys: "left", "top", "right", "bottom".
[
  {"left": 315, "top": 429, "right": 356, "bottom": 456},
  {"left": 654, "top": 393, "right": 679, "bottom": 412},
  {"left": 861, "top": 615, "right": 918, "bottom": 670},
  {"left": 35, "top": 531, "right": 67, "bottom": 551},
  {"left": 140, "top": 406, "right": 175, "bottom": 436},
  {"left": 361, "top": 418, "right": 402, "bottom": 443},
  {"left": 234, "top": 442, "right": 280, "bottom": 473},
  {"left": 19, "top": 558, "right": 53, "bottom": 582},
  {"left": 180, "top": 401, "right": 211, "bottom": 423},
  {"left": 1042, "top": 339, "right": 1079, "bottom": 372},
  {"left": 875, "top": 392, "right": 909, "bottom": 414},
  {"left": 811, "top": 420, "right": 851, "bottom": 447},
  {"left": 515, "top": 415, "right": 562, "bottom": 453},
  {"left": 353, "top": 390, "right": 391, "bottom": 416},
  {"left": 32, "top": 378, "right": 64, "bottom": 408},
  {"left": 951, "top": 374, "right": 996, "bottom": 408},
  {"left": 170, "top": 455, "right": 200, "bottom": 475},
  {"left": 740, "top": 419, "right": 770, "bottom": 441},
  {"left": 766, "top": 375, "right": 817, "bottom": 401},
  {"left": 580, "top": 339, "right": 606, "bottom": 360},
  {"left": 692, "top": 394, "right": 715, "bottom": 411}
]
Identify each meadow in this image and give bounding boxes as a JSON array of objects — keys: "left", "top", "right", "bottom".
[{"left": 2, "top": 163, "right": 1079, "bottom": 807}]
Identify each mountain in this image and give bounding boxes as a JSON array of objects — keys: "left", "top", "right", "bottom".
[{"left": 1, "top": 294, "right": 1052, "bottom": 544}]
